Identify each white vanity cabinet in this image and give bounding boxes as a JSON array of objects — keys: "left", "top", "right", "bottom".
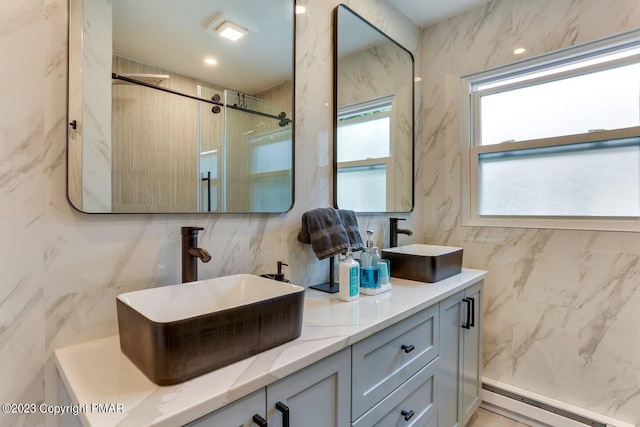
[
  {"left": 187, "top": 348, "right": 351, "bottom": 427},
  {"left": 437, "top": 281, "right": 483, "bottom": 427},
  {"left": 352, "top": 304, "right": 439, "bottom": 425},
  {"left": 266, "top": 347, "right": 351, "bottom": 427},
  {"left": 352, "top": 358, "right": 439, "bottom": 427}
]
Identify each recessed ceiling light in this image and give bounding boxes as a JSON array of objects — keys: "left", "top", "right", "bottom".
[
  {"left": 295, "top": 5, "right": 306, "bottom": 14},
  {"left": 513, "top": 47, "right": 526, "bottom": 55},
  {"left": 414, "top": 77, "right": 422, "bottom": 82},
  {"left": 216, "top": 20, "right": 248, "bottom": 42},
  {"left": 204, "top": 58, "right": 218, "bottom": 65}
]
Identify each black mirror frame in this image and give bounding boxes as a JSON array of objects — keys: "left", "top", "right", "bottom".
[
  {"left": 66, "top": 0, "right": 297, "bottom": 215},
  {"left": 331, "top": 4, "right": 415, "bottom": 214}
]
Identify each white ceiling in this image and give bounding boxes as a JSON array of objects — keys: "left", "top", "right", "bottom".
[
  {"left": 113, "top": 0, "right": 293, "bottom": 95},
  {"left": 111, "top": 0, "right": 492, "bottom": 95},
  {"left": 387, "top": 0, "right": 493, "bottom": 28}
]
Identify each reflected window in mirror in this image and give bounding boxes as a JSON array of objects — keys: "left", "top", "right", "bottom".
[
  {"left": 336, "top": 97, "right": 393, "bottom": 211},
  {"left": 333, "top": 5, "right": 414, "bottom": 213}
]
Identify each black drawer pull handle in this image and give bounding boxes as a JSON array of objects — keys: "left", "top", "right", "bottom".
[
  {"left": 401, "top": 344, "right": 415, "bottom": 353},
  {"left": 468, "top": 296, "right": 475, "bottom": 327},
  {"left": 401, "top": 409, "right": 415, "bottom": 421},
  {"left": 275, "top": 402, "right": 290, "bottom": 427},
  {"left": 253, "top": 414, "right": 267, "bottom": 427},
  {"left": 462, "top": 298, "right": 471, "bottom": 329}
]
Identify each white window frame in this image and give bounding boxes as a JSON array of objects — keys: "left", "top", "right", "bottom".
[
  {"left": 336, "top": 96, "right": 395, "bottom": 211},
  {"left": 460, "top": 29, "right": 640, "bottom": 232}
]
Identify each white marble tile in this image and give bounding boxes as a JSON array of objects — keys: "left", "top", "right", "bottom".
[
  {"left": 514, "top": 230, "right": 581, "bottom": 307},
  {"left": 0, "top": 4, "right": 47, "bottom": 426},
  {"left": 419, "top": 74, "right": 463, "bottom": 199},
  {"left": 422, "top": 195, "right": 463, "bottom": 247},
  {"left": 579, "top": 230, "right": 640, "bottom": 254},
  {"left": 0, "top": 294, "right": 45, "bottom": 427},
  {"left": 511, "top": 300, "right": 579, "bottom": 402},
  {"left": 0, "top": 172, "right": 45, "bottom": 427},
  {"left": 421, "top": 0, "right": 640, "bottom": 422},
  {"left": 44, "top": 216, "right": 175, "bottom": 298},
  {"left": 560, "top": 249, "right": 640, "bottom": 425},
  {"left": 463, "top": 240, "right": 513, "bottom": 383},
  {"left": 0, "top": 0, "right": 44, "bottom": 176}
]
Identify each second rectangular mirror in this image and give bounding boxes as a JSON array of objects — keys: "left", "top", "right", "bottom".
[{"left": 333, "top": 4, "right": 414, "bottom": 213}]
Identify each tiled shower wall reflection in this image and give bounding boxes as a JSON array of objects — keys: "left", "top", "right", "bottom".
[{"left": 421, "top": 0, "right": 640, "bottom": 423}]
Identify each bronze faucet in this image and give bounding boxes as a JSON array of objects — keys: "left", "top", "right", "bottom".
[
  {"left": 389, "top": 218, "right": 413, "bottom": 248},
  {"left": 181, "top": 227, "right": 211, "bottom": 283}
]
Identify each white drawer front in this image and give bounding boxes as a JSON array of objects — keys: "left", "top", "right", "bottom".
[
  {"left": 352, "top": 357, "right": 438, "bottom": 427},
  {"left": 186, "top": 389, "right": 265, "bottom": 427},
  {"left": 352, "top": 304, "right": 439, "bottom": 419}
]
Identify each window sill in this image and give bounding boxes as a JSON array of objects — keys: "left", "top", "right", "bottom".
[{"left": 462, "top": 215, "right": 640, "bottom": 233}]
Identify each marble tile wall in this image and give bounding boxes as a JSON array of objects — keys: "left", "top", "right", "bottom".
[
  {"left": 421, "top": 0, "right": 640, "bottom": 423},
  {"left": 0, "top": 0, "right": 420, "bottom": 426},
  {"left": 0, "top": 1, "right": 46, "bottom": 426}
]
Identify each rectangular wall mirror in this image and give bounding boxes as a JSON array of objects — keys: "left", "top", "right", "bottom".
[
  {"left": 333, "top": 4, "right": 414, "bottom": 213},
  {"left": 68, "top": 0, "right": 295, "bottom": 213}
]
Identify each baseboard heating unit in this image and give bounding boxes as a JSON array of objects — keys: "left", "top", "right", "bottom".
[{"left": 480, "top": 378, "right": 635, "bottom": 427}]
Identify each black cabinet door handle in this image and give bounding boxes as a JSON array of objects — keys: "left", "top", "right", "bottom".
[
  {"left": 252, "top": 414, "right": 267, "bottom": 427},
  {"left": 467, "top": 297, "right": 475, "bottom": 327},
  {"left": 401, "top": 344, "right": 415, "bottom": 353},
  {"left": 275, "top": 402, "right": 290, "bottom": 427},
  {"left": 462, "top": 298, "right": 471, "bottom": 329},
  {"left": 401, "top": 409, "right": 415, "bottom": 421}
]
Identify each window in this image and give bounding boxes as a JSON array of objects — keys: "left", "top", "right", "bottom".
[
  {"left": 461, "top": 30, "right": 640, "bottom": 231},
  {"left": 336, "top": 97, "right": 393, "bottom": 212},
  {"left": 250, "top": 129, "right": 292, "bottom": 212}
]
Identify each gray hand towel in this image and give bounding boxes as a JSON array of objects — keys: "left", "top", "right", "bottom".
[
  {"left": 337, "top": 209, "right": 364, "bottom": 251},
  {"left": 298, "top": 208, "right": 350, "bottom": 260}
]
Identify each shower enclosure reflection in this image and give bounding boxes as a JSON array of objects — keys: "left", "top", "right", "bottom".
[
  {"left": 110, "top": 79, "right": 292, "bottom": 213},
  {"left": 196, "top": 87, "right": 292, "bottom": 212},
  {"left": 68, "top": 0, "right": 295, "bottom": 213}
]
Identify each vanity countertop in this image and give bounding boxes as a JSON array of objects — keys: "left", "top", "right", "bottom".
[{"left": 55, "top": 268, "right": 487, "bottom": 427}]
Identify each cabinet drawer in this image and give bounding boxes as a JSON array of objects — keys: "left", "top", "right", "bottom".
[
  {"left": 352, "top": 357, "right": 438, "bottom": 427},
  {"left": 352, "top": 304, "right": 439, "bottom": 419},
  {"left": 185, "top": 389, "right": 265, "bottom": 427}
]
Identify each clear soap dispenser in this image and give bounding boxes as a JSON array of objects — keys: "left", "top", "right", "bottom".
[{"left": 360, "top": 230, "right": 381, "bottom": 289}]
